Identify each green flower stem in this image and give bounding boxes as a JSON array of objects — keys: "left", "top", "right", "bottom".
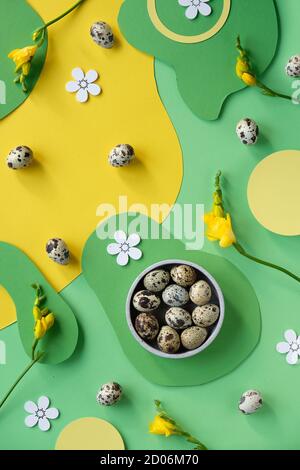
[
  {"left": 0, "top": 352, "right": 43, "bottom": 410},
  {"left": 154, "top": 400, "right": 208, "bottom": 451},
  {"left": 33, "top": 0, "right": 87, "bottom": 41},
  {"left": 256, "top": 81, "right": 292, "bottom": 101},
  {"left": 234, "top": 242, "right": 300, "bottom": 284},
  {"left": 31, "top": 338, "right": 39, "bottom": 360}
]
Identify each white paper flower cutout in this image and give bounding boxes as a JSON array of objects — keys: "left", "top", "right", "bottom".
[
  {"left": 66, "top": 67, "right": 101, "bottom": 103},
  {"left": 178, "top": 0, "right": 212, "bottom": 19},
  {"left": 107, "top": 231, "right": 142, "bottom": 266},
  {"left": 276, "top": 329, "right": 300, "bottom": 365},
  {"left": 24, "top": 396, "right": 59, "bottom": 432}
]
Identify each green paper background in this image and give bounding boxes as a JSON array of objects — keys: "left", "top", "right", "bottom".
[
  {"left": 1, "top": 0, "right": 300, "bottom": 451},
  {"left": 118, "top": 0, "right": 278, "bottom": 120},
  {"left": 0, "top": 243, "right": 78, "bottom": 364},
  {"left": 0, "top": 0, "right": 47, "bottom": 120},
  {"left": 82, "top": 214, "right": 261, "bottom": 387}
]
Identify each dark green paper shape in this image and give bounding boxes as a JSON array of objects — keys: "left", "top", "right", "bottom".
[
  {"left": 0, "top": 0, "right": 48, "bottom": 120},
  {"left": 82, "top": 214, "right": 261, "bottom": 386},
  {"left": 118, "top": 0, "right": 278, "bottom": 120},
  {"left": 0, "top": 242, "right": 78, "bottom": 364}
]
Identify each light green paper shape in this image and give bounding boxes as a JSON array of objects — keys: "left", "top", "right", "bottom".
[
  {"left": 118, "top": 0, "right": 278, "bottom": 120},
  {"left": 0, "top": 242, "right": 78, "bottom": 364},
  {"left": 82, "top": 214, "right": 261, "bottom": 386},
  {"left": 0, "top": 0, "right": 48, "bottom": 120}
]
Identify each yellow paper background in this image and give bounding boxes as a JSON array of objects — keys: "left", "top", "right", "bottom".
[
  {"left": 0, "top": 0, "right": 182, "bottom": 327},
  {"left": 55, "top": 417, "right": 125, "bottom": 450},
  {"left": 248, "top": 150, "right": 300, "bottom": 236}
]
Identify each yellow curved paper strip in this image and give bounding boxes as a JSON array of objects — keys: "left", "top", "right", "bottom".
[
  {"left": 147, "top": 0, "right": 231, "bottom": 44},
  {"left": 0, "top": 286, "right": 16, "bottom": 330},
  {"left": 248, "top": 150, "right": 300, "bottom": 236},
  {"left": 55, "top": 417, "right": 125, "bottom": 450},
  {"left": 0, "top": 0, "right": 182, "bottom": 328}
]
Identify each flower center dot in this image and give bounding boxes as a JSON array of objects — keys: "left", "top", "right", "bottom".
[
  {"left": 193, "top": 0, "right": 200, "bottom": 5},
  {"left": 36, "top": 410, "right": 45, "bottom": 418},
  {"left": 291, "top": 343, "right": 298, "bottom": 351},
  {"left": 79, "top": 80, "right": 88, "bottom": 89},
  {"left": 121, "top": 243, "right": 129, "bottom": 252}
]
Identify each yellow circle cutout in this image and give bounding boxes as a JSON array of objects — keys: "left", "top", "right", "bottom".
[
  {"left": 248, "top": 150, "right": 300, "bottom": 236},
  {"left": 55, "top": 417, "right": 125, "bottom": 450},
  {"left": 147, "top": 0, "right": 231, "bottom": 44}
]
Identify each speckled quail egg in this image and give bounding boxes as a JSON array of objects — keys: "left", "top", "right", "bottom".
[
  {"left": 46, "top": 238, "right": 70, "bottom": 265},
  {"left": 285, "top": 55, "right": 300, "bottom": 77},
  {"left": 162, "top": 284, "right": 189, "bottom": 307},
  {"left": 192, "top": 304, "right": 220, "bottom": 327},
  {"left": 189, "top": 280, "right": 211, "bottom": 306},
  {"left": 165, "top": 307, "right": 192, "bottom": 330},
  {"left": 90, "top": 21, "right": 114, "bottom": 49},
  {"left": 238, "top": 390, "right": 263, "bottom": 415},
  {"left": 170, "top": 264, "right": 197, "bottom": 287},
  {"left": 143, "top": 269, "right": 170, "bottom": 292},
  {"left": 236, "top": 118, "right": 259, "bottom": 145},
  {"left": 135, "top": 313, "right": 159, "bottom": 340},
  {"left": 157, "top": 326, "right": 180, "bottom": 354},
  {"left": 133, "top": 290, "right": 160, "bottom": 312},
  {"left": 181, "top": 326, "right": 207, "bottom": 350},
  {"left": 96, "top": 382, "right": 122, "bottom": 406},
  {"left": 6, "top": 145, "right": 33, "bottom": 169},
  {"left": 108, "top": 144, "right": 135, "bottom": 167}
]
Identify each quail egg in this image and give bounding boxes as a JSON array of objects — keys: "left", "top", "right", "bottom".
[
  {"left": 165, "top": 307, "right": 192, "bottom": 330},
  {"left": 157, "top": 326, "right": 180, "bottom": 354},
  {"left": 133, "top": 290, "right": 160, "bottom": 312},
  {"left": 6, "top": 145, "right": 33, "bottom": 169},
  {"left": 181, "top": 326, "right": 207, "bottom": 350},
  {"left": 162, "top": 284, "right": 189, "bottom": 307},
  {"left": 144, "top": 269, "right": 170, "bottom": 292},
  {"left": 192, "top": 304, "right": 220, "bottom": 327},
  {"left": 285, "top": 55, "right": 300, "bottom": 77},
  {"left": 46, "top": 238, "right": 70, "bottom": 265},
  {"left": 236, "top": 118, "right": 259, "bottom": 145},
  {"left": 96, "top": 382, "right": 122, "bottom": 406},
  {"left": 170, "top": 264, "right": 197, "bottom": 287},
  {"left": 189, "top": 280, "right": 211, "bottom": 306},
  {"left": 238, "top": 390, "right": 263, "bottom": 415},
  {"left": 90, "top": 21, "right": 114, "bottom": 49},
  {"left": 135, "top": 313, "right": 159, "bottom": 340},
  {"left": 108, "top": 144, "right": 135, "bottom": 167}
]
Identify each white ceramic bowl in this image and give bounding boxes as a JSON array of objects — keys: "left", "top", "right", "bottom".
[{"left": 126, "top": 259, "right": 225, "bottom": 359}]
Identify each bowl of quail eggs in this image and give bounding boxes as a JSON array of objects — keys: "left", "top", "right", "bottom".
[{"left": 126, "top": 260, "right": 225, "bottom": 359}]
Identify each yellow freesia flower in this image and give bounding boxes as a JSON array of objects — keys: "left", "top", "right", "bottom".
[
  {"left": 34, "top": 319, "right": 47, "bottom": 340},
  {"left": 204, "top": 171, "right": 236, "bottom": 248},
  {"left": 241, "top": 72, "right": 257, "bottom": 87},
  {"left": 8, "top": 45, "right": 37, "bottom": 72},
  {"left": 149, "top": 415, "right": 177, "bottom": 437},
  {"left": 204, "top": 212, "right": 236, "bottom": 248},
  {"left": 32, "top": 306, "right": 42, "bottom": 321}
]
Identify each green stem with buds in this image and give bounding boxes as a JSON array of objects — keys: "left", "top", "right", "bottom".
[
  {"left": 213, "top": 172, "right": 300, "bottom": 284},
  {"left": 236, "top": 35, "right": 296, "bottom": 103},
  {"left": 154, "top": 400, "right": 208, "bottom": 451},
  {"left": 33, "top": 0, "right": 87, "bottom": 45}
]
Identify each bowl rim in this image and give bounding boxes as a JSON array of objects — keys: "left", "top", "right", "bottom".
[{"left": 126, "top": 259, "right": 225, "bottom": 359}]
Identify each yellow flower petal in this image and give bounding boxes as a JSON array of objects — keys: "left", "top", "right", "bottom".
[
  {"left": 204, "top": 213, "right": 236, "bottom": 248},
  {"left": 34, "top": 319, "right": 46, "bottom": 340},
  {"left": 8, "top": 45, "right": 37, "bottom": 71},
  {"left": 33, "top": 306, "right": 42, "bottom": 321},
  {"left": 44, "top": 313, "right": 55, "bottom": 331},
  {"left": 241, "top": 72, "right": 257, "bottom": 87},
  {"left": 149, "top": 416, "right": 176, "bottom": 437}
]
